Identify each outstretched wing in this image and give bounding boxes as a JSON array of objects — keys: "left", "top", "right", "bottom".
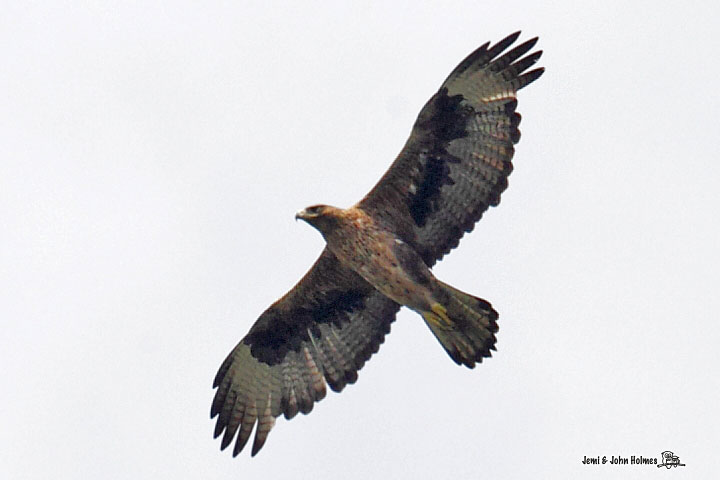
[
  {"left": 211, "top": 249, "right": 399, "bottom": 456},
  {"left": 359, "top": 32, "right": 544, "bottom": 266}
]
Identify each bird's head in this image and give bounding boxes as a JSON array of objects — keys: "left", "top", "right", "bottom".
[{"left": 295, "top": 204, "right": 341, "bottom": 236}]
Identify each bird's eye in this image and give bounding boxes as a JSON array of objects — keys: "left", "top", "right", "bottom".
[{"left": 306, "top": 205, "right": 323, "bottom": 214}]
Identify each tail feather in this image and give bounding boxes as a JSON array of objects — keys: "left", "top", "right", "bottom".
[{"left": 421, "top": 281, "right": 499, "bottom": 368}]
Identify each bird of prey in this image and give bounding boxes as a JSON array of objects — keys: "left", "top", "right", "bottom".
[{"left": 211, "top": 31, "right": 543, "bottom": 457}]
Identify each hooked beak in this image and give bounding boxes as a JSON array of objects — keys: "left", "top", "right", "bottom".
[{"left": 295, "top": 209, "right": 305, "bottom": 221}]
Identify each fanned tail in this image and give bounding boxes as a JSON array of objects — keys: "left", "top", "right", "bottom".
[{"left": 421, "top": 281, "right": 499, "bottom": 368}]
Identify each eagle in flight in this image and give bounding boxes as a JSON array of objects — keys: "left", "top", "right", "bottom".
[{"left": 211, "top": 32, "right": 544, "bottom": 456}]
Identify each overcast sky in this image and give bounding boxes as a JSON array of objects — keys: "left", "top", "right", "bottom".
[{"left": 2, "top": 1, "right": 718, "bottom": 479}]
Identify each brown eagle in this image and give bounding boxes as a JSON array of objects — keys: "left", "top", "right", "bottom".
[{"left": 211, "top": 32, "right": 544, "bottom": 456}]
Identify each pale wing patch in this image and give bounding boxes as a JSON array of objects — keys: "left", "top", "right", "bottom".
[{"left": 481, "top": 91, "right": 516, "bottom": 103}]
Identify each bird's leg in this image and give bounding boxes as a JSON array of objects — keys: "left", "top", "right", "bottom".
[{"left": 421, "top": 303, "right": 454, "bottom": 330}]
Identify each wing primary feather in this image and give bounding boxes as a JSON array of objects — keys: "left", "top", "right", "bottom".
[
  {"left": 251, "top": 393, "right": 276, "bottom": 456},
  {"left": 210, "top": 390, "right": 224, "bottom": 419},
  {"left": 489, "top": 37, "right": 538, "bottom": 72},
  {"left": 213, "top": 388, "right": 238, "bottom": 438},
  {"left": 220, "top": 402, "right": 245, "bottom": 450},
  {"left": 502, "top": 50, "right": 543, "bottom": 80},
  {"left": 210, "top": 365, "right": 235, "bottom": 418},
  {"left": 512, "top": 67, "right": 545, "bottom": 90},
  {"left": 233, "top": 399, "right": 257, "bottom": 457},
  {"left": 444, "top": 41, "right": 491, "bottom": 81},
  {"left": 485, "top": 31, "right": 522, "bottom": 61},
  {"left": 212, "top": 351, "right": 234, "bottom": 388}
]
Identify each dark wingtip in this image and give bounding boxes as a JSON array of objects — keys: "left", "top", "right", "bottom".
[
  {"left": 251, "top": 437, "right": 266, "bottom": 457},
  {"left": 487, "top": 31, "right": 522, "bottom": 60},
  {"left": 532, "top": 66, "right": 545, "bottom": 77},
  {"left": 513, "top": 35, "right": 538, "bottom": 55},
  {"left": 213, "top": 420, "right": 224, "bottom": 439},
  {"left": 299, "top": 398, "right": 314, "bottom": 415},
  {"left": 526, "top": 67, "right": 545, "bottom": 84},
  {"left": 448, "top": 348, "right": 463, "bottom": 365},
  {"left": 250, "top": 433, "right": 267, "bottom": 457},
  {"left": 345, "top": 370, "right": 359, "bottom": 385},
  {"left": 283, "top": 402, "right": 299, "bottom": 420},
  {"left": 327, "top": 377, "right": 348, "bottom": 393},
  {"left": 210, "top": 392, "right": 224, "bottom": 419},
  {"left": 220, "top": 430, "right": 235, "bottom": 450},
  {"left": 503, "top": 31, "right": 522, "bottom": 45},
  {"left": 515, "top": 67, "right": 544, "bottom": 90},
  {"left": 233, "top": 434, "right": 250, "bottom": 457}
]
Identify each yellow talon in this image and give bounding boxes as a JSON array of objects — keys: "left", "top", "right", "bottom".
[
  {"left": 423, "top": 303, "right": 453, "bottom": 330},
  {"left": 432, "top": 303, "right": 452, "bottom": 326}
]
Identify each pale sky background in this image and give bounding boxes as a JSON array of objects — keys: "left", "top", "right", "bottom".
[{"left": 2, "top": 1, "right": 719, "bottom": 479}]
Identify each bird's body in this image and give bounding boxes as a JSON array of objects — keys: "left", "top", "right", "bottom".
[
  {"left": 211, "top": 32, "right": 544, "bottom": 457},
  {"left": 301, "top": 205, "right": 435, "bottom": 312}
]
